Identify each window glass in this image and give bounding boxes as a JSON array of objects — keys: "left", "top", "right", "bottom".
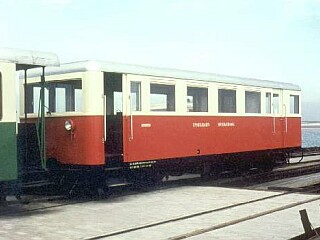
[
  {"left": 273, "top": 93, "right": 279, "bottom": 114},
  {"left": 131, "top": 81, "right": 141, "bottom": 111},
  {"left": 290, "top": 95, "right": 299, "bottom": 114},
  {"left": 55, "top": 87, "right": 66, "bottom": 112},
  {"left": 245, "top": 91, "right": 261, "bottom": 113},
  {"left": 32, "top": 86, "right": 49, "bottom": 113},
  {"left": 218, "top": 89, "right": 236, "bottom": 113},
  {"left": 266, "top": 92, "right": 271, "bottom": 114},
  {"left": 26, "top": 79, "right": 82, "bottom": 113},
  {"left": 0, "top": 72, "right": 2, "bottom": 120},
  {"left": 187, "top": 87, "right": 208, "bottom": 112},
  {"left": 75, "top": 89, "right": 82, "bottom": 112},
  {"left": 54, "top": 81, "right": 82, "bottom": 112},
  {"left": 113, "top": 91, "right": 123, "bottom": 114},
  {"left": 150, "top": 84, "right": 175, "bottom": 111}
]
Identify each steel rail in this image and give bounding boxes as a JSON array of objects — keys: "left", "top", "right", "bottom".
[
  {"left": 83, "top": 185, "right": 320, "bottom": 240},
  {"left": 169, "top": 194, "right": 320, "bottom": 240},
  {"left": 2, "top": 158, "right": 320, "bottom": 217}
]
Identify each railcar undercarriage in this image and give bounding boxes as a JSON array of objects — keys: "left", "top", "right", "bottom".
[{"left": 41, "top": 147, "right": 298, "bottom": 196}]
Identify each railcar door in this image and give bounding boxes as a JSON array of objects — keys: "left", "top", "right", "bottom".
[
  {"left": 104, "top": 73, "right": 124, "bottom": 165},
  {"left": 271, "top": 90, "right": 284, "bottom": 148},
  {"left": 281, "top": 90, "right": 301, "bottom": 149}
]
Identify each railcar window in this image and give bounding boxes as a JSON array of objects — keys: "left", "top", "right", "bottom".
[
  {"left": 150, "top": 84, "right": 175, "bottom": 111},
  {"left": 273, "top": 94, "right": 279, "bottom": 114},
  {"left": 266, "top": 92, "right": 271, "bottom": 114},
  {"left": 187, "top": 87, "right": 208, "bottom": 112},
  {"left": 290, "top": 95, "right": 299, "bottom": 114},
  {"left": 75, "top": 88, "right": 82, "bottom": 112},
  {"left": 218, "top": 89, "right": 236, "bottom": 113},
  {"left": 245, "top": 91, "right": 261, "bottom": 113},
  {"left": 0, "top": 72, "right": 2, "bottom": 120},
  {"left": 55, "top": 87, "right": 66, "bottom": 112},
  {"left": 131, "top": 81, "right": 141, "bottom": 111},
  {"left": 27, "top": 86, "right": 49, "bottom": 114},
  {"left": 26, "top": 79, "right": 82, "bottom": 113},
  {"left": 54, "top": 80, "right": 82, "bottom": 112}
]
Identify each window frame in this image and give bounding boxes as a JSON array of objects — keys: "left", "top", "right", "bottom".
[
  {"left": 272, "top": 93, "right": 280, "bottom": 115},
  {"left": 265, "top": 92, "right": 272, "bottom": 114},
  {"left": 245, "top": 90, "right": 261, "bottom": 114},
  {"left": 187, "top": 86, "right": 208, "bottom": 113},
  {"left": 218, "top": 88, "right": 237, "bottom": 113},
  {"left": 150, "top": 82, "right": 176, "bottom": 112},
  {"left": 130, "top": 81, "right": 142, "bottom": 112},
  {"left": 25, "top": 78, "right": 82, "bottom": 114},
  {"left": 290, "top": 94, "right": 300, "bottom": 114}
]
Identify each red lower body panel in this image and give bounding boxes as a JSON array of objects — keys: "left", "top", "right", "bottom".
[
  {"left": 123, "top": 116, "right": 301, "bottom": 163},
  {"left": 29, "top": 115, "right": 300, "bottom": 166}
]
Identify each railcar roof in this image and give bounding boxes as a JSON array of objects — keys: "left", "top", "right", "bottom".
[
  {"left": 29, "top": 60, "right": 300, "bottom": 91},
  {"left": 0, "top": 47, "right": 60, "bottom": 70}
]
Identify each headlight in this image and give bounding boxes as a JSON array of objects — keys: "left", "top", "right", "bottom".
[{"left": 65, "top": 120, "right": 74, "bottom": 131}]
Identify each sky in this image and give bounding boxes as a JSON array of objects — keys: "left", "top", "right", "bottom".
[{"left": 1, "top": 0, "right": 320, "bottom": 120}]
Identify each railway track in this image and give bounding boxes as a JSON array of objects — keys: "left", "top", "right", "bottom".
[
  {"left": 169, "top": 195, "right": 320, "bottom": 240},
  {"left": 197, "top": 155, "right": 320, "bottom": 189},
  {"left": 1, "top": 155, "right": 320, "bottom": 217},
  {"left": 83, "top": 183, "right": 320, "bottom": 240},
  {"left": 1, "top": 156, "right": 320, "bottom": 239},
  {"left": 292, "top": 147, "right": 320, "bottom": 157}
]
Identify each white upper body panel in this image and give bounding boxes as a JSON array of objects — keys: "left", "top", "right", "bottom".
[
  {"left": 25, "top": 60, "right": 299, "bottom": 91},
  {"left": 21, "top": 60, "right": 301, "bottom": 118}
]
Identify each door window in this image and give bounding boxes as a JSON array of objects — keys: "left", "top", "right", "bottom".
[
  {"left": 266, "top": 92, "right": 271, "bottom": 114},
  {"left": 273, "top": 94, "right": 279, "bottom": 114},
  {"left": 290, "top": 95, "right": 299, "bottom": 114},
  {"left": 131, "top": 81, "right": 141, "bottom": 111}
]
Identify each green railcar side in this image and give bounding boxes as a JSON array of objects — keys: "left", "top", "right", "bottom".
[{"left": 0, "top": 122, "right": 17, "bottom": 182}]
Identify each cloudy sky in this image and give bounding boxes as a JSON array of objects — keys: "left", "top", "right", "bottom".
[{"left": 1, "top": 0, "right": 320, "bottom": 120}]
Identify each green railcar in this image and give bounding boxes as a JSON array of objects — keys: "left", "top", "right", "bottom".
[{"left": 0, "top": 48, "right": 59, "bottom": 198}]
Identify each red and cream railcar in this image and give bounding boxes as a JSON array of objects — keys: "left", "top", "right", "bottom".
[{"left": 21, "top": 61, "right": 301, "bottom": 180}]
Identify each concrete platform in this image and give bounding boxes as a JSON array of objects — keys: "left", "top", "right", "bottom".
[
  {"left": 290, "top": 155, "right": 320, "bottom": 164},
  {"left": 1, "top": 183, "right": 320, "bottom": 240}
]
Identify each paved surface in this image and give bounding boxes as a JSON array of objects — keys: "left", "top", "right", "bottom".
[
  {"left": 1, "top": 156, "right": 320, "bottom": 240},
  {"left": 1, "top": 183, "right": 320, "bottom": 240}
]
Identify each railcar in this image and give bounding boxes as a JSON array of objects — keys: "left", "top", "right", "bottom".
[
  {"left": 0, "top": 48, "right": 59, "bottom": 198},
  {"left": 21, "top": 61, "right": 301, "bottom": 186}
]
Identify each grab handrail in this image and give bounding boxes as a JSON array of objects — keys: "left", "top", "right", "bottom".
[
  {"left": 103, "top": 95, "right": 107, "bottom": 142},
  {"left": 129, "top": 93, "right": 133, "bottom": 141},
  {"left": 283, "top": 104, "right": 288, "bottom": 133}
]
